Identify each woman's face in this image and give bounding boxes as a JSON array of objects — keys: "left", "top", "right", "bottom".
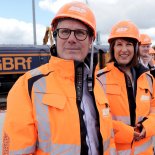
[{"left": 114, "top": 39, "right": 135, "bottom": 66}]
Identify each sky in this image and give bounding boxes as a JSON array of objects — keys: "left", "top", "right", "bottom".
[{"left": 0, "top": 0, "right": 155, "bottom": 45}]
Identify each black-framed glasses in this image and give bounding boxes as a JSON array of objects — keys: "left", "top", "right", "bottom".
[{"left": 55, "top": 28, "right": 89, "bottom": 41}]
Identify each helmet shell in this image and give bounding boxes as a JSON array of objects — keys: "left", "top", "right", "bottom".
[
  {"left": 139, "top": 34, "right": 152, "bottom": 45},
  {"left": 108, "top": 20, "right": 139, "bottom": 43},
  {"left": 51, "top": 1, "right": 96, "bottom": 38},
  {"left": 149, "top": 47, "right": 155, "bottom": 54}
]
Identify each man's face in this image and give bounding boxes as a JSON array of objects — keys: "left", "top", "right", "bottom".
[
  {"left": 139, "top": 44, "right": 151, "bottom": 57},
  {"left": 139, "top": 44, "right": 151, "bottom": 62},
  {"left": 55, "top": 19, "right": 92, "bottom": 61}
]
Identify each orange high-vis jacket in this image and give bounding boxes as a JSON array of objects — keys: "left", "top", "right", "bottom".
[
  {"left": 2, "top": 56, "right": 116, "bottom": 155},
  {"left": 97, "top": 62, "right": 155, "bottom": 155}
]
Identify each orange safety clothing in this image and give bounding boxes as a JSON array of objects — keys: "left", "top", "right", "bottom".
[
  {"left": 96, "top": 62, "right": 155, "bottom": 155},
  {"left": 2, "top": 56, "right": 116, "bottom": 155}
]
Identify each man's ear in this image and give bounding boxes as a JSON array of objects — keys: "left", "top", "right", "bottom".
[{"left": 53, "top": 30, "right": 57, "bottom": 38}]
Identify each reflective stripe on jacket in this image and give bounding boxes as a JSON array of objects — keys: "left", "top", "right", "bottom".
[
  {"left": 96, "top": 62, "right": 155, "bottom": 155},
  {"left": 2, "top": 56, "right": 116, "bottom": 155}
]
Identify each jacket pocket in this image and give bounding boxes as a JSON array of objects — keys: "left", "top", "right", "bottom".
[
  {"left": 105, "top": 84, "right": 121, "bottom": 95},
  {"left": 138, "top": 85, "right": 152, "bottom": 99},
  {"left": 42, "top": 93, "right": 66, "bottom": 109}
]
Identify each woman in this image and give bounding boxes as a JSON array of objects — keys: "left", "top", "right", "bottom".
[{"left": 96, "top": 20, "right": 155, "bottom": 154}]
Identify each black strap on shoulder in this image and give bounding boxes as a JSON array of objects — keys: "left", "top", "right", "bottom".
[
  {"left": 28, "top": 72, "right": 52, "bottom": 99},
  {"left": 74, "top": 62, "right": 88, "bottom": 155}
]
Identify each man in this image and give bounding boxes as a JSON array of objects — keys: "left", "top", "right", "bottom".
[
  {"left": 139, "top": 34, "right": 155, "bottom": 77},
  {"left": 139, "top": 34, "right": 154, "bottom": 68},
  {"left": 2, "top": 1, "right": 115, "bottom": 155},
  {"left": 149, "top": 47, "right": 155, "bottom": 66}
]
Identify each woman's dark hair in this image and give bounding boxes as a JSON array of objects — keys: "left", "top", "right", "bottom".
[{"left": 108, "top": 37, "right": 139, "bottom": 68}]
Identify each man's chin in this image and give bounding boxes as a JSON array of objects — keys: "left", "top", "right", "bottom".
[
  {"left": 71, "top": 57, "right": 84, "bottom": 62},
  {"left": 64, "top": 55, "right": 84, "bottom": 62}
]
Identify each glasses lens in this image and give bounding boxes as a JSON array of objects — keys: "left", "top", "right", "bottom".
[
  {"left": 57, "top": 28, "right": 88, "bottom": 41},
  {"left": 58, "top": 28, "right": 70, "bottom": 39},
  {"left": 75, "top": 29, "right": 88, "bottom": 41}
]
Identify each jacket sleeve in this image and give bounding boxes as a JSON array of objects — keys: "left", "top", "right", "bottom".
[
  {"left": 142, "top": 78, "right": 155, "bottom": 137},
  {"left": 2, "top": 74, "right": 37, "bottom": 154},
  {"left": 113, "top": 120, "right": 134, "bottom": 144}
]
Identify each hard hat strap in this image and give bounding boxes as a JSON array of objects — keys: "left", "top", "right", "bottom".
[{"left": 88, "top": 40, "right": 94, "bottom": 91}]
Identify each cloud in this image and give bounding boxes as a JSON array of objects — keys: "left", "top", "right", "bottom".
[
  {"left": 0, "top": 0, "right": 155, "bottom": 45},
  {"left": 39, "top": 0, "right": 155, "bottom": 29},
  {"left": 39, "top": 0, "right": 83, "bottom": 13},
  {"left": 0, "top": 17, "right": 46, "bottom": 45},
  {"left": 39, "top": 0, "right": 155, "bottom": 45},
  {"left": 86, "top": 0, "right": 155, "bottom": 42}
]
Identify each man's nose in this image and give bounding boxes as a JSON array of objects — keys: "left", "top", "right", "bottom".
[{"left": 68, "top": 31, "right": 77, "bottom": 42}]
